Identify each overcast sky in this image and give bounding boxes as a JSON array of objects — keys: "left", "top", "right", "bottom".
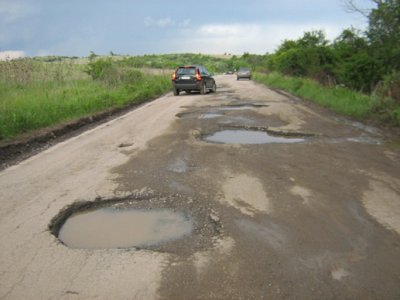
[{"left": 0, "top": 0, "right": 376, "bottom": 58}]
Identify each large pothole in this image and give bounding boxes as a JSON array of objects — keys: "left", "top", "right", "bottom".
[
  {"left": 203, "top": 128, "right": 310, "bottom": 145},
  {"left": 176, "top": 111, "right": 224, "bottom": 119},
  {"left": 49, "top": 194, "right": 221, "bottom": 253},
  {"left": 176, "top": 103, "right": 268, "bottom": 119},
  {"left": 217, "top": 104, "right": 268, "bottom": 111},
  {"left": 58, "top": 208, "right": 192, "bottom": 249}
]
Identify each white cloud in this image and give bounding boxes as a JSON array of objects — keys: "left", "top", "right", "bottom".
[
  {"left": 177, "top": 22, "right": 354, "bottom": 54},
  {"left": 0, "top": 50, "right": 25, "bottom": 60}
]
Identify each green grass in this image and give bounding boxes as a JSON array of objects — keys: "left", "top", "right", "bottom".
[
  {"left": 254, "top": 72, "right": 400, "bottom": 126},
  {"left": 0, "top": 60, "right": 171, "bottom": 141}
]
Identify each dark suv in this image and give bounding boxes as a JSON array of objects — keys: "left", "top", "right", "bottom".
[{"left": 172, "top": 65, "right": 216, "bottom": 96}]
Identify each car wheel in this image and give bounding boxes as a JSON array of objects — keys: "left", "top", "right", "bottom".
[
  {"left": 173, "top": 88, "right": 180, "bottom": 96},
  {"left": 237, "top": 77, "right": 239, "bottom": 81},
  {"left": 200, "top": 82, "right": 206, "bottom": 95},
  {"left": 211, "top": 82, "right": 217, "bottom": 93}
]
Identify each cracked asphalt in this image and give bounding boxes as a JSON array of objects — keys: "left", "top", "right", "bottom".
[{"left": 0, "top": 75, "right": 400, "bottom": 299}]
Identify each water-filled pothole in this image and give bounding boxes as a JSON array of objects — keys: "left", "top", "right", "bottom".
[
  {"left": 218, "top": 104, "right": 268, "bottom": 111},
  {"left": 58, "top": 207, "right": 192, "bottom": 249},
  {"left": 50, "top": 195, "right": 222, "bottom": 253},
  {"left": 204, "top": 130, "right": 306, "bottom": 144},
  {"left": 200, "top": 112, "right": 224, "bottom": 119},
  {"left": 176, "top": 111, "right": 224, "bottom": 119}
]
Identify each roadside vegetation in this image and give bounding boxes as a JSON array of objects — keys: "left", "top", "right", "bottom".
[
  {"left": 253, "top": 72, "right": 397, "bottom": 123},
  {"left": 0, "top": 57, "right": 171, "bottom": 141}
]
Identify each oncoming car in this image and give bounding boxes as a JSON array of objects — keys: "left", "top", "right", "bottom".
[
  {"left": 237, "top": 67, "right": 252, "bottom": 80},
  {"left": 171, "top": 65, "right": 216, "bottom": 96}
]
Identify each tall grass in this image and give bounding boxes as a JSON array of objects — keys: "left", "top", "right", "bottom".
[
  {"left": 254, "top": 72, "right": 400, "bottom": 126},
  {"left": 0, "top": 59, "right": 171, "bottom": 141}
]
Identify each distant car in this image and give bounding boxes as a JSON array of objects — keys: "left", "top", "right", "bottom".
[
  {"left": 171, "top": 65, "right": 216, "bottom": 96},
  {"left": 237, "top": 67, "right": 252, "bottom": 80},
  {"left": 225, "top": 70, "right": 234, "bottom": 75}
]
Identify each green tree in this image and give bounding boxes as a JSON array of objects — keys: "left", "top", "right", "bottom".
[
  {"left": 368, "top": 0, "right": 400, "bottom": 72},
  {"left": 332, "top": 28, "right": 379, "bottom": 91},
  {"left": 343, "top": 0, "right": 400, "bottom": 95},
  {"left": 268, "top": 31, "right": 336, "bottom": 84}
]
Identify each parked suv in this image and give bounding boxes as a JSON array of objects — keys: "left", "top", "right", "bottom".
[{"left": 172, "top": 65, "right": 216, "bottom": 96}]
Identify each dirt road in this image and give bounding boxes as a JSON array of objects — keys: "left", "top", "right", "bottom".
[{"left": 1, "top": 75, "right": 400, "bottom": 299}]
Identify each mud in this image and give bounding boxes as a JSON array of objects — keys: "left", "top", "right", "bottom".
[
  {"left": 50, "top": 194, "right": 222, "bottom": 254},
  {"left": 204, "top": 129, "right": 307, "bottom": 144},
  {"left": 176, "top": 111, "right": 224, "bottom": 120},
  {"left": 199, "top": 113, "right": 224, "bottom": 119},
  {"left": 59, "top": 208, "right": 192, "bottom": 249},
  {"left": 217, "top": 103, "right": 269, "bottom": 110}
]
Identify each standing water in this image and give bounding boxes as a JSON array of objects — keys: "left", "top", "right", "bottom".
[
  {"left": 58, "top": 207, "right": 193, "bottom": 249},
  {"left": 204, "top": 130, "right": 306, "bottom": 144}
]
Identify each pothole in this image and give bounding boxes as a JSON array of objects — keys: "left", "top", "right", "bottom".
[
  {"left": 218, "top": 104, "right": 268, "bottom": 111},
  {"left": 176, "top": 111, "right": 198, "bottom": 119},
  {"left": 118, "top": 142, "right": 134, "bottom": 148},
  {"left": 218, "top": 116, "right": 257, "bottom": 125},
  {"left": 176, "top": 104, "right": 268, "bottom": 119},
  {"left": 346, "top": 136, "right": 382, "bottom": 145},
  {"left": 58, "top": 208, "right": 192, "bottom": 249},
  {"left": 49, "top": 195, "right": 221, "bottom": 253},
  {"left": 203, "top": 129, "right": 309, "bottom": 144},
  {"left": 200, "top": 112, "right": 224, "bottom": 119},
  {"left": 167, "top": 158, "right": 189, "bottom": 173},
  {"left": 326, "top": 136, "right": 383, "bottom": 145},
  {"left": 176, "top": 111, "right": 224, "bottom": 120}
]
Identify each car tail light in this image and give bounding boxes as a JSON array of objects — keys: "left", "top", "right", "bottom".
[
  {"left": 195, "top": 69, "right": 202, "bottom": 81},
  {"left": 172, "top": 72, "right": 177, "bottom": 81}
]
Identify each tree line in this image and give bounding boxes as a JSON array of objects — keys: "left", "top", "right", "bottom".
[{"left": 238, "top": 0, "right": 399, "bottom": 102}]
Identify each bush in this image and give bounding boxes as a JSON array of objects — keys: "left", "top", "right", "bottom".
[
  {"left": 255, "top": 72, "right": 400, "bottom": 126},
  {"left": 122, "top": 69, "right": 144, "bottom": 84},
  {"left": 85, "top": 58, "right": 113, "bottom": 80},
  {"left": 375, "top": 71, "right": 400, "bottom": 103}
]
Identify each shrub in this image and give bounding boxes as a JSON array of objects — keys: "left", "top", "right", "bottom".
[
  {"left": 375, "top": 71, "right": 400, "bottom": 103},
  {"left": 85, "top": 58, "right": 113, "bottom": 80}
]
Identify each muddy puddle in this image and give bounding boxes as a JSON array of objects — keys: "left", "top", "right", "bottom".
[
  {"left": 218, "top": 104, "right": 268, "bottom": 111},
  {"left": 50, "top": 195, "right": 222, "bottom": 254},
  {"left": 327, "top": 136, "right": 382, "bottom": 145},
  {"left": 58, "top": 207, "right": 192, "bottom": 249},
  {"left": 176, "top": 111, "right": 223, "bottom": 119},
  {"left": 200, "top": 113, "right": 224, "bottom": 119},
  {"left": 204, "top": 130, "right": 306, "bottom": 144}
]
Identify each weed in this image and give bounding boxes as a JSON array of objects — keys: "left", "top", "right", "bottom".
[
  {"left": 254, "top": 72, "right": 400, "bottom": 126},
  {"left": 0, "top": 59, "right": 171, "bottom": 141}
]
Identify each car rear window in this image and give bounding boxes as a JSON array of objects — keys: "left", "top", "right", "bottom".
[{"left": 177, "top": 68, "right": 196, "bottom": 75}]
